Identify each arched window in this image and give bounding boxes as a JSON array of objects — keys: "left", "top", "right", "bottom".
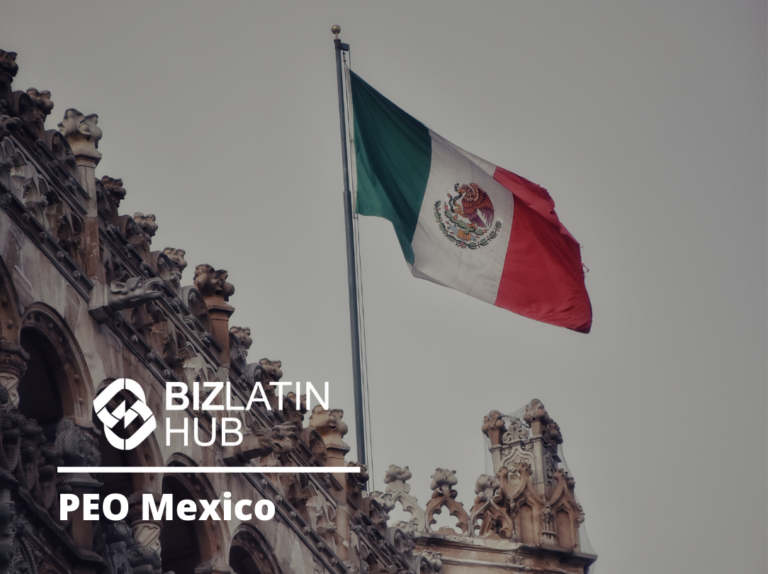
[
  {"left": 229, "top": 526, "right": 281, "bottom": 574},
  {"left": 160, "top": 477, "right": 202, "bottom": 574},
  {"left": 159, "top": 464, "right": 225, "bottom": 574},
  {"left": 18, "top": 329, "right": 64, "bottom": 437},
  {"left": 17, "top": 304, "right": 93, "bottom": 430}
]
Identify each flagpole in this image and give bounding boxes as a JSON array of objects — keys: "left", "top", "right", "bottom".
[{"left": 332, "top": 25, "right": 366, "bottom": 466}]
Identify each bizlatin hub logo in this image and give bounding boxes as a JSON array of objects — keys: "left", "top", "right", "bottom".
[
  {"left": 58, "top": 378, "right": 358, "bottom": 523},
  {"left": 96, "top": 378, "right": 330, "bottom": 451},
  {"left": 94, "top": 378, "right": 157, "bottom": 451}
]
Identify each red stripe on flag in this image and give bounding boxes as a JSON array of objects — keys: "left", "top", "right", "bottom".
[{"left": 492, "top": 167, "right": 592, "bottom": 333}]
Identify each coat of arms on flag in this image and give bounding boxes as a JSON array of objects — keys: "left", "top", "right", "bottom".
[{"left": 434, "top": 183, "right": 503, "bottom": 249}]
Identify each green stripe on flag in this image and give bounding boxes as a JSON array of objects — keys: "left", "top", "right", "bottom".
[{"left": 350, "top": 71, "right": 432, "bottom": 266}]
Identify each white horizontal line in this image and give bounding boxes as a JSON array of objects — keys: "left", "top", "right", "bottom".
[{"left": 58, "top": 467, "right": 360, "bottom": 474}]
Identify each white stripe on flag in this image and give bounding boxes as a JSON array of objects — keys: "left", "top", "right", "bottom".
[{"left": 410, "top": 131, "right": 514, "bottom": 304}]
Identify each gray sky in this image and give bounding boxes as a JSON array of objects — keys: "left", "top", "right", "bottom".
[{"left": 2, "top": 1, "right": 766, "bottom": 572}]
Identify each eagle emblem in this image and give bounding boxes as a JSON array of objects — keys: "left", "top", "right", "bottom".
[{"left": 434, "top": 183, "right": 502, "bottom": 249}]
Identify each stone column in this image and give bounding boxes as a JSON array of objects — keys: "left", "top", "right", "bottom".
[
  {"left": 59, "top": 109, "right": 103, "bottom": 283},
  {"left": 0, "top": 339, "right": 28, "bottom": 407},
  {"left": 193, "top": 265, "right": 235, "bottom": 364},
  {"left": 481, "top": 410, "right": 506, "bottom": 473},
  {"left": 309, "top": 406, "right": 352, "bottom": 562},
  {"left": 61, "top": 474, "right": 103, "bottom": 552},
  {"left": 522, "top": 399, "right": 563, "bottom": 499}
]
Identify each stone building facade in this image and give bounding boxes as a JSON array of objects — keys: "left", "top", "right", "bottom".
[{"left": 0, "top": 48, "right": 596, "bottom": 574}]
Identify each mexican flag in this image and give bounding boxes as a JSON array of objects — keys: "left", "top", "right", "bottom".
[{"left": 348, "top": 71, "right": 592, "bottom": 333}]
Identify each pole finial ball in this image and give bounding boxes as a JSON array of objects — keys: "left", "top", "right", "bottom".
[{"left": 331, "top": 25, "right": 341, "bottom": 37}]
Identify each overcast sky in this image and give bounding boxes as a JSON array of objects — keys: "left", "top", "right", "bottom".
[{"left": 2, "top": 2, "right": 766, "bottom": 572}]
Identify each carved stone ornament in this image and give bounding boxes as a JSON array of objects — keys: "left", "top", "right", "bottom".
[
  {"left": 224, "top": 422, "right": 297, "bottom": 466},
  {"left": 89, "top": 276, "right": 165, "bottom": 323},
  {"left": 133, "top": 212, "right": 158, "bottom": 243},
  {"left": 103, "top": 520, "right": 162, "bottom": 574},
  {"left": 502, "top": 417, "right": 530, "bottom": 443},
  {"left": 416, "top": 550, "right": 444, "bottom": 574},
  {"left": 481, "top": 410, "right": 506, "bottom": 446},
  {"left": 468, "top": 473, "right": 514, "bottom": 539},
  {"left": 253, "top": 358, "right": 282, "bottom": 384},
  {"left": 0, "top": 50, "right": 18, "bottom": 84},
  {"left": 523, "top": 398, "right": 562, "bottom": 445},
  {"left": 544, "top": 468, "right": 584, "bottom": 551},
  {"left": 425, "top": 469, "right": 469, "bottom": 535},
  {"left": 494, "top": 462, "right": 549, "bottom": 545},
  {"left": 0, "top": 339, "right": 29, "bottom": 407},
  {"left": 58, "top": 108, "right": 101, "bottom": 148},
  {"left": 21, "top": 88, "right": 53, "bottom": 140},
  {"left": 98, "top": 175, "right": 126, "bottom": 222},
  {"left": 194, "top": 264, "right": 235, "bottom": 302},
  {"left": 308, "top": 405, "right": 349, "bottom": 458},
  {"left": 378, "top": 465, "right": 427, "bottom": 531},
  {"left": 229, "top": 326, "right": 252, "bottom": 372},
  {"left": 163, "top": 246, "right": 188, "bottom": 277}
]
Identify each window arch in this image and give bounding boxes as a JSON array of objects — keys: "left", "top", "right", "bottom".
[
  {"left": 17, "top": 303, "right": 92, "bottom": 433},
  {"left": 160, "top": 455, "right": 228, "bottom": 574},
  {"left": 229, "top": 525, "right": 281, "bottom": 574}
]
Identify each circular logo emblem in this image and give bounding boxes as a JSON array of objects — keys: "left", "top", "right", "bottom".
[
  {"left": 434, "top": 183, "right": 502, "bottom": 249},
  {"left": 94, "top": 378, "right": 156, "bottom": 451}
]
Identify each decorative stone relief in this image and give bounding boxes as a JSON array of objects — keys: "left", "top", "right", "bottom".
[
  {"left": 299, "top": 427, "right": 328, "bottom": 467},
  {"left": 306, "top": 485, "right": 338, "bottom": 551},
  {"left": 133, "top": 212, "right": 158, "bottom": 244},
  {"left": 102, "top": 520, "right": 162, "bottom": 574},
  {"left": 89, "top": 277, "right": 164, "bottom": 323},
  {"left": 523, "top": 398, "right": 563, "bottom": 446},
  {"left": 425, "top": 469, "right": 469, "bottom": 535},
  {"left": 499, "top": 441, "right": 534, "bottom": 476},
  {"left": 98, "top": 175, "right": 126, "bottom": 223},
  {"left": 182, "top": 287, "right": 211, "bottom": 332},
  {"left": 366, "top": 490, "right": 395, "bottom": 531},
  {"left": 21, "top": 89, "right": 53, "bottom": 140},
  {"left": 416, "top": 550, "right": 443, "bottom": 574},
  {"left": 308, "top": 406, "right": 349, "bottom": 454},
  {"left": 118, "top": 215, "right": 152, "bottom": 259},
  {"left": 0, "top": 339, "right": 29, "bottom": 407},
  {"left": 44, "top": 129, "right": 77, "bottom": 178},
  {"left": 495, "top": 463, "right": 546, "bottom": 545},
  {"left": 194, "top": 264, "right": 235, "bottom": 301},
  {"left": 0, "top": 50, "right": 18, "bottom": 102},
  {"left": 388, "top": 519, "right": 417, "bottom": 558},
  {"left": 545, "top": 468, "right": 584, "bottom": 551},
  {"left": 376, "top": 465, "right": 426, "bottom": 531},
  {"left": 224, "top": 422, "right": 297, "bottom": 466},
  {"left": 469, "top": 473, "right": 513, "bottom": 540},
  {"left": 481, "top": 410, "right": 506, "bottom": 446},
  {"left": 163, "top": 247, "right": 187, "bottom": 286},
  {"left": 130, "top": 519, "right": 162, "bottom": 553},
  {"left": 502, "top": 417, "right": 530, "bottom": 443},
  {"left": 58, "top": 109, "right": 101, "bottom": 151},
  {"left": 282, "top": 390, "right": 306, "bottom": 429},
  {"left": 229, "top": 326, "right": 252, "bottom": 373}
]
